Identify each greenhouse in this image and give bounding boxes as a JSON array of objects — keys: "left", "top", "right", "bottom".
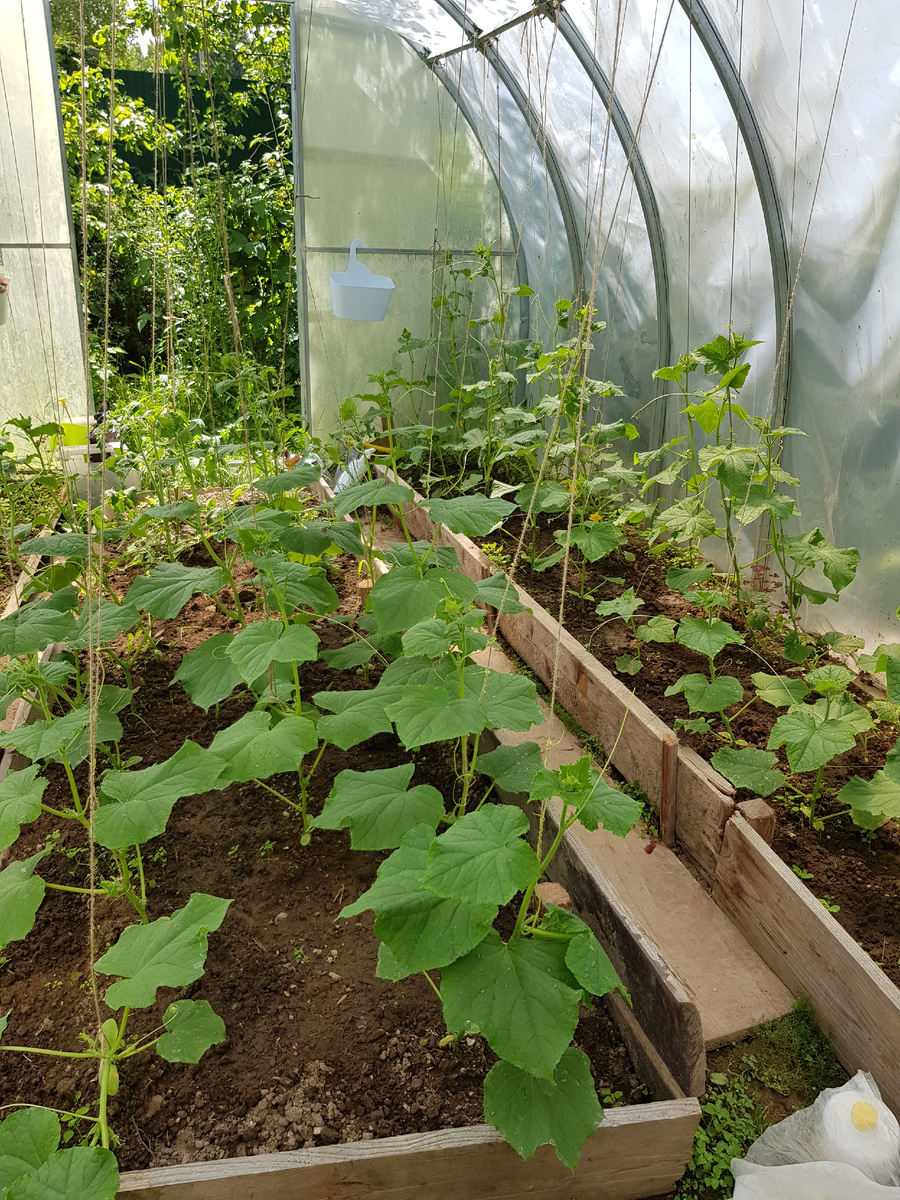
[{"left": 1, "top": 1, "right": 899, "bottom": 1197}]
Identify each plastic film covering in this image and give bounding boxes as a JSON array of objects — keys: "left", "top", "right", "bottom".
[
  {"left": 332, "top": 0, "right": 528, "bottom": 56},
  {"left": 0, "top": 0, "right": 88, "bottom": 429},
  {"left": 501, "top": 16, "right": 659, "bottom": 436},
  {"left": 328, "top": 0, "right": 576, "bottom": 355},
  {"left": 325, "top": 0, "right": 460, "bottom": 55},
  {"left": 443, "top": 48, "right": 574, "bottom": 352},
  {"left": 699, "top": 0, "right": 900, "bottom": 647},
  {"left": 297, "top": 0, "right": 514, "bottom": 438},
  {"left": 569, "top": 0, "right": 776, "bottom": 427},
  {"left": 305, "top": 0, "right": 899, "bottom": 645}
]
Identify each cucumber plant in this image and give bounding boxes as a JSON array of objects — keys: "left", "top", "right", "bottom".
[
  {"left": 301, "top": 478, "right": 644, "bottom": 1164},
  {"left": 594, "top": 586, "right": 676, "bottom": 676},
  {"left": 663, "top": 582, "right": 747, "bottom": 742}
]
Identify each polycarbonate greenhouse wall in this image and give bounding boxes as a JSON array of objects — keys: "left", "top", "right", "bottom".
[
  {"left": 0, "top": 0, "right": 88, "bottom": 431},
  {"left": 295, "top": 0, "right": 900, "bottom": 650}
]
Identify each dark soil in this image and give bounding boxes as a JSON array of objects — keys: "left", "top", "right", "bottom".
[
  {"left": 487, "top": 512, "right": 900, "bottom": 988},
  {"left": 0, "top": 551, "right": 644, "bottom": 1170}
]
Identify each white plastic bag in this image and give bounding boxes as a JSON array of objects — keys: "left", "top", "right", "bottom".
[
  {"left": 732, "top": 1158, "right": 900, "bottom": 1198},
  {"left": 744, "top": 1071, "right": 900, "bottom": 1185},
  {"left": 333, "top": 448, "right": 375, "bottom": 495}
]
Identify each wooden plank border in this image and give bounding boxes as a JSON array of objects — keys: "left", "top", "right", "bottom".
[
  {"left": 713, "top": 814, "right": 900, "bottom": 1119},
  {"left": 117, "top": 1101, "right": 701, "bottom": 1200}
]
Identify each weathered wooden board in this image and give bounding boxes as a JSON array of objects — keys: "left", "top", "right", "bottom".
[
  {"left": 673, "top": 746, "right": 735, "bottom": 884},
  {"left": 604, "top": 988, "right": 685, "bottom": 1102},
  {"left": 713, "top": 815, "right": 900, "bottom": 1117},
  {"left": 573, "top": 816, "right": 793, "bottom": 1050},
  {"left": 735, "top": 798, "right": 775, "bottom": 845},
  {"left": 117, "top": 1101, "right": 701, "bottom": 1200},
  {"left": 541, "top": 803, "right": 708, "bottom": 1094}
]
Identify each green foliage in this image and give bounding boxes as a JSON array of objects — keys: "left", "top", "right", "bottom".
[
  {"left": 53, "top": 0, "right": 296, "bottom": 395},
  {"left": 676, "top": 617, "right": 743, "bottom": 660},
  {"left": 441, "top": 931, "right": 581, "bottom": 1077},
  {"left": 427, "top": 496, "right": 516, "bottom": 538},
  {"left": 839, "top": 740, "right": 900, "bottom": 830},
  {"left": 95, "top": 893, "right": 232, "bottom": 1009},
  {"left": 156, "top": 999, "right": 227, "bottom": 1064},
  {"left": 0, "top": 1108, "right": 118, "bottom": 1199},
  {"left": 314, "top": 764, "right": 444, "bottom": 850},
  {"left": 767, "top": 709, "right": 858, "bottom": 773},
  {"left": 0, "top": 850, "right": 50, "bottom": 949},
  {"left": 423, "top": 807, "right": 541, "bottom": 905},
  {"left": 711, "top": 747, "right": 783, "bottom": 797},
  {"left": 0, "top": 766, "right": 48, "bottom": 854},
  {"left": 677, "top": 1076, "right": 764, "bottom": 1197},
  {"left": 173, "top": 631, "right": 242, "bottom": 710},
  {"left": 95, "top": 740, "right": 217, "bottom": 849},
  {"left": 665, "top": 673, "right": 744, "bottom": 715},
  {"left": 483, "top": 1048, "right": 603, "bottom": 1169},
  {"left": 125, "top": 563, "right": 229, "bottom": 619}
]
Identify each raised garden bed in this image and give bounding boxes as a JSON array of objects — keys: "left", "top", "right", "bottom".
[
  {"left": 0, "top": 513, "right": 701, "bottom": 1198},
  {"left": 374, "top": 467, "right": 900, "bottom": 1117},
  {"left": 116, "top": 1100, "right": 701, "bottom": 1200}
]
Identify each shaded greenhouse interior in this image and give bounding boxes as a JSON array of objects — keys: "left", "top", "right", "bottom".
[{"left": 1, "top": 0, "right": 898, "bottom": 647}]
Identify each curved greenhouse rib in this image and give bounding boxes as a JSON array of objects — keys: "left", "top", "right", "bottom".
[
  {"left": 432, "top": 65, "right": 533, "bottom": 344},
  {"left": 555, "top": 8, "right": 672, "bottom": 386},
  {"left": 676, "top": 0, "right": 792, "bottom": 422},
  {"left": 429, "top": 0, "right": 586, "bottom": 301}
]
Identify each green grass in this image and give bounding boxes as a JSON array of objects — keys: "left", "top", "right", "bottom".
[{"left": 677, "top": 999, "right": 846, "bottom": 1198}]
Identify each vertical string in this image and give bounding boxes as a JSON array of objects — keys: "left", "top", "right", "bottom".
[{"left": 77, "top": 0, "right": 102, "bottom": 1038}]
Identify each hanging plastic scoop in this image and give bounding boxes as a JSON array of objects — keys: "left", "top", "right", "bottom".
[{"left": 329, "top": 239, "right": 394, "bottom": 321}]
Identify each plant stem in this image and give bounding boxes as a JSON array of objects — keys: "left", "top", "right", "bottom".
[
  {"left": 59, "top": 753, "right": 88, "bottom": 827},
  {"left": 0, "top": 1045, "right": 93, "bottom": 1059},
  {"left": 808, "top": 763, "right": 826, "bottom": 825},
  {"left": 422, "top": 971, "right": 442, "bottom": 1001}
]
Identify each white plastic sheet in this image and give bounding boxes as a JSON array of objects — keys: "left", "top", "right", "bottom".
[
  {"left": 744, "top": 1072, "right": 900, "bottom": 1186},
  {"left": 732, "top": 1159, "right": 900, "bottom": 1199},
  {"left": 730, "top": 1072, "right": 900, "bottom": 1199},
  {"left": 323, "top": 0, "right": 900, "bottom": 646}
]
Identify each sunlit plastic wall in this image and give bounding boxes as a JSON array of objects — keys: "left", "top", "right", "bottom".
[
  {"left": 312, "top": 0, "right": 900, "bottom": 648},
  {"left": 294, "top": 1, "right": 517, "bottom": 441},
  {"left": 699, "top": 0, "right": 900, "bottom": 646},
  {"left": 0, "top": 0, "right": 88, "bottom": 432}
]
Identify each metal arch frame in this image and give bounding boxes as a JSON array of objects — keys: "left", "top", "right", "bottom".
[
  {"left": 431, "top": 64, "right": 533, "bottom": 346},
  {"left": 289, "top": 1, "right": 532, "bottom": 428},
  {"left": 555, "top": 8, "right": 672, "bottom": 446},
  {"left": 429, "top": 0, "right": 586, "bottom": 305},
  {"left": 290, "top": 0, "right": 314, "bottom": 429},
  {"left": 676, "top": 0, "right": 792, "bottom": 425}
]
